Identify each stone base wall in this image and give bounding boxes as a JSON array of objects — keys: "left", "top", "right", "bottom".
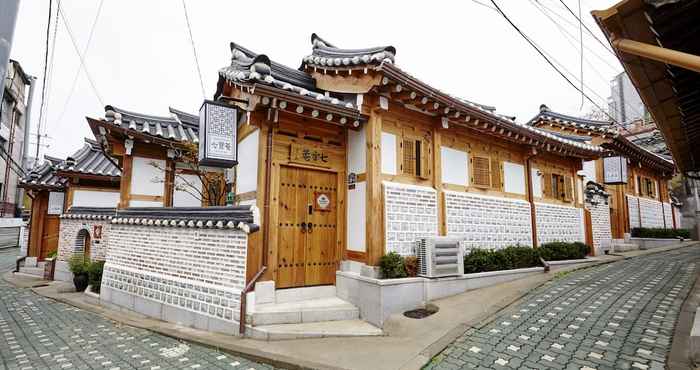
[
  {"left": 585, "top": 193, "right": 612, "bottom": 252},
  {"left": 101, "top": 224, "right": 248, "bottom": 329},
  {"left": 535, "top": 202, "right": 584, "bottom": 244},
  {"left": 627, "top": 195, "right": 673, "bottom": 229},
  {"left": 383, "top": 182, "right": 438, "bottom": 255},
  {"left": 58, "top": 218, "right": 111, "bottom": 262},
  {"left": 445, "top": 191, "right": 532, "bottom": 250}
]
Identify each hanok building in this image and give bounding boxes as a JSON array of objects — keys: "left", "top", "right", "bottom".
[
  {"left": 528, "top": 105, "right": 678, "bottom": 245},
  {"left": 212, "top": 34, "right": 606, "bottom": 292},
  {"left": 18, "top": 138, "right": 120, "bottom": 277}
]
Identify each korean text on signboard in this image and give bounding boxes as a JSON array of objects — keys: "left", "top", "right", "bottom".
[
  {"left": 603, "top": 156, "right": 628, "bottom": 185},
  {"left": 290, "top": 144, "right": 330, "bottom": 167},
  {"left": 198, "top": 100, "right": 237, "bottom": 168}
]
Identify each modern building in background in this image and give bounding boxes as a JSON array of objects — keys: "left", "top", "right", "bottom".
[
  {"left": 1, "top": 59, "right": 33, "bottom": 217},
  {"left": 608, "top": 72, "right": 647, "bottom": 127}
]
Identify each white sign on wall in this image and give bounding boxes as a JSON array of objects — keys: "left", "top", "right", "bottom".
[
  {"left": 603, "top": 156, "right": 628, "bottom": 185},
  {"left": 48, "top": 192, "right": 65, "bottom": 215}
]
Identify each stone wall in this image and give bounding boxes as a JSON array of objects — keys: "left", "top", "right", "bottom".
[
  {"left": 627, "top": 196, "right": 641, "bottom": 229},
  {"left": 535, "top": 202, "right": 584, "bottom": 244},
  {"left": 445, "top": 191, "right": 532, "bottom": 250},
  {"left": 383, "top": 181, "right": 438, "bottom": 255},
  {"left": 58, "top": 218, "right": 111, "bottom": 262},
  {"left": 627, "top": 195, "right": 673, "bottom": 229},
  {"left": 584, "top": 192, "right": 612, "bottom": 252},
  {"left": 663, "top": 202, "right": 673, "bottom": 228},
  {"left": 101, "top": 220, "right": 249, "bottom": 335}
]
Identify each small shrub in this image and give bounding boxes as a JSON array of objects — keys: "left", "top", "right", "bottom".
[
  {"left": 463, "top": 246, "right": 541, "bottom": 273},
  {"left": 87, "top": 261, "right": 105, "bottom": 293},
  {"left": 631, "top": 227, "right": 690, "bottom": 239},
  {"left": 68, "top": 255, "right": 88, "bottom": 275},
  {"left": 538, "top": 242, "right": 589, "bottom": 261},
  {"left": 380, "top": 252, "right": 407, "bottom": 279},
  {"left": 47, "top": 251, "right": 57, "bottom": 259},
  {"left": 404, "top": 255, "right": 418, "bottom": 277}
]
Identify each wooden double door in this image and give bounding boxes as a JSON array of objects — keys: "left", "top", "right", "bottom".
[{"left": 277, "top": 166, "right": 338, "bottom": 288}]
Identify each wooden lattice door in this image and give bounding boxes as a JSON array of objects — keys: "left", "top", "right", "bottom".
[{"left": 276, "top": 166, "right": 338, "bottom": 288}]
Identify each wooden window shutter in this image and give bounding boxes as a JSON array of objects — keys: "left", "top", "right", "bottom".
[
  {"left": 472, "top": 156, "right": 491, "bottom": 187},
  {"left": 490, "top": 155, "right": 502, "bottom": 190},
  {"left": 542, "top": 171, "right": 552, "bottom": 198},
  {"left": 418, "top": 140, "right": 430, "bottom": 179},
  {"left": 564, "top": 176, "right": 573, "bottom": 202},
  {"left": 402, "top": 139, "right": 416, "bottom": 176}
]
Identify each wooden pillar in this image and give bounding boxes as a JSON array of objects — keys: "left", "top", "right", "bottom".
[
  {"left": 433, "top": 128, "right": 446, "bottom": 236},
  {"left": 525, "top": 154, "right": 538, "bottom": 247},
  {"left": 366, "top": 109, "right": 384, "bottom": 266},
  {"left": 118, "top": 155, "right": 133, "bottom": 209}
]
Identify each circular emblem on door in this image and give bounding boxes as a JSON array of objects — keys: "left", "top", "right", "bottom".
[{"left": 316, "top": 192, "right": 331, "bottom": 211}]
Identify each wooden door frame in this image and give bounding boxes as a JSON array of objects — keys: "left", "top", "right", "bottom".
[{"left": 273, "top": 164, "right": 343, "bottom": 287}]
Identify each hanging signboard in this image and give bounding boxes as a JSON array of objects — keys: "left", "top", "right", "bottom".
[
  {"left": 198, "top": 100, "right": 238, "bottom": 168},
  {"left": 603, "top": 156, "right": 628, "bottom": 185},
  {"left": 47, "top": 192, "right": 65, "bottom": 215}
]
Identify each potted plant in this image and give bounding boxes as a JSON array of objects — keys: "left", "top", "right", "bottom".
[
  {"left": 68, "top": 255, "right": 89, "bottom": 292},
  {"left": 87, "top": 261, "right": 105, "bottom": 294}
]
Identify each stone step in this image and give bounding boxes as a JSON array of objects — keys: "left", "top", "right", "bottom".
[
  {"left": 612, "top": 243, "right": 639, "bottom": 252},
  {"left": 248, "top": 319, "right": 383, "bottom": 341},
  {"left": 272, "top": 285, "right": 337, "bottom": 304},
  {"left": 248, "top": 297, "right": 359, "bottom": 326},
  {"left": 18, "top": 266, "right": 44, "bottom": 277}
]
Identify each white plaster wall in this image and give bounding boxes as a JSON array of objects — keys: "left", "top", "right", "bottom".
[
  {"left": 236, "top": 130, "right": 259, "bottom": 194},
  {"left": 381, "top": 132, "right": 397, "bottom": 175},
  {"left": 347, "top": 127, "right": 366, "bottom": 174},
  {"left": 504, "top": 162, "right": 526, "bottom": 195},
  {"left": 72, "top": 190, "right": 120, "bottom": 208},
  {"left": 535, "top": 202, "right": 584, "bottom": 244},
  {"left": 131, "top": 157, "right": 165, "bottom": 196},
  {"left": 129, "top": 200, "right": 163, "bottom": 208},
  {"left": 102, "top": 224, "right": 248, "bottom": 323},
  {"left": 445, "top": 191, "right": 532, "bottom": 250},
  {"left": 384, "top": 181, "right": 438, "bottom": 255},
  {"left": 347, "top": 181, "right": 366, "bottom": 252},
  {"left": 581, "top": 160, "right": 597, "bottom": 183},
  {"left": 440, "top": 147, "right": 468, "bottom": 186},
  {"left": 173, "top": 174, "right": 202, "bottom": 207},
  {"left": 531, "top": 168, "right": 543, "bottom": 198}
]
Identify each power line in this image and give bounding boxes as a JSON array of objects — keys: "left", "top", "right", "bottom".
[
  {"left": 54, "top": 0, "right": 105, "bottom": 130},
  {"left": 556, "top": 0, "right": 615, "bottom": 55},
  {"left": 36, "top": 0, "right": 53, "bottom": 161},
  {"left": 56, "top": 0, "right": 105, "bottom": 107},
  {"left": 182, "top": 0, "right": 206, "bottom": 99},
  {"left": 489, "top": 0, "right": 633, "bottom": 136},
  {"left": 578, "top": 0, "right": 583, "bottom": 109},
  {"left": 40, "top": 0, "right": 61, "bottom": 142}
]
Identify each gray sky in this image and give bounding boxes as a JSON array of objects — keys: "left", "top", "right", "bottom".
[{"left": 10, "top": 0, "right": 621, "bottom": 160}]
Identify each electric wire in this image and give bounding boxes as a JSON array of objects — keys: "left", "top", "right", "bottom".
[
  {"left": 36, "top": 0, "right": 53, "bottom": 160},
  {"left": 556, "top": 0, "right": 616, "bottom": 55},
  {"left": 182, "top": 0, "right": 207, "bottom": 99}
]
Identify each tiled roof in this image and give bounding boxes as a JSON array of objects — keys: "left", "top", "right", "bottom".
[
  {"left": 104, "top": 105, "right": 199, "bottom": 144},
  {"left": 112, "top": 206, "right": 259, "bottom": 234},
  {"left": 55, "top": 139, "right": 121, "bottom": 178},
  {"left": 19, "top": 156, "right": 66, "bottom": 190},
  {"left": 218, "top": 42, "right": 357, "bottom": 110},
  {"left": 61, "top": 207, "right": 116, "bottom": 220},
  {"left": 527, "top": 104, "right": 616, "bottom": 134},
  {"left": 302, "top": 33, "right": 396, "bottom": 68}
]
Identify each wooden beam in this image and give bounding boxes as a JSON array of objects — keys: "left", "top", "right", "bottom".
[{"left": 612, "top": 38, "right": 700, "bottom": 74}]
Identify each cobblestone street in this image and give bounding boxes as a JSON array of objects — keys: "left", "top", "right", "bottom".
[
  {"left": 426, "top": 247, "right": 700, "bottom": 370},
  {"left": 0, "top": 248, "right": 279, "bottom": 370}
]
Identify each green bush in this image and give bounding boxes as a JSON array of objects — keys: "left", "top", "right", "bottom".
[
  {"left": 87, "top": 261, "right": 105, "bottom": 293},
  {"left": 379, "top": 252, "right": 407, "bottom": 279},
  {"left": 47, "top": 251, "right": 57, "bottom": 259},
  {"left": 463, "top": 242, "right": 592, "bottom": 273},
  {"left": 631, "top": 227, "right": 690, "bottom": 239},
  {"left": 68, "top": 255, "right": 89, "bottom": 275}
]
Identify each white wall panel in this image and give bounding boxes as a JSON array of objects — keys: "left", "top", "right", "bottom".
[
  {"left": 236, "top": 130, "right": 259, "bottom": 194},
  {"left": 72, "top": 190, "right": 120, "bottom": 208},
  {"left": 131, "top": 157, "right": 165, "bottom": 196},
  {"left": 531, "top": 168, "right": 543, "bottom": 198},
  {"left": 440, "top": 147, "right": 468, "bottom": 186},
  {"left": 173, "top": 174, "right": 202, "bottom": 207},
  {"left": 581, "top": 160, "right": 597, "bottom": 183},
  {"left": 347, "top": 181, "right": 366, "bottom": 252},
  {"left": 129, "top": 200, "right": 163, "bottom": 208},
  {"left": 504, "top": 162, "right": 526, "bottom": 195},
  {"left": 347, "top": 127, "right": 366, "bottom": 174},
  {"left": 381, "top": 132, "right": 397, "bottom": 175}
]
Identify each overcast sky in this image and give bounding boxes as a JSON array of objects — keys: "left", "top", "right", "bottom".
[{"left": 10, "top": 0, "right": 621, "bottom": 160}]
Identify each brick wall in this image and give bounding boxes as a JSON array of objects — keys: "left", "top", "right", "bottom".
[
  {"left": 384, "top": 181, "right": 438, "bottom": 255},
  {"left": 445, "top": 191, "right": 532, "bottom": 250},
  {"left": 535, "top": 202, "right": 584, "bottom": 244},
  {"left": 102, "top": 224, "right": 248, "bottom": 323},
  {"left": 58, "top": 218, "right": 112, "bottom": 262},
  {"left": 584, "top": 193, "right": 612, "bottom": 251}
]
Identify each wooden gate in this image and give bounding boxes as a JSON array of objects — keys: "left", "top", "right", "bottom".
[{"left": 276, "top": 166, "right": 338, "bottom": 288}]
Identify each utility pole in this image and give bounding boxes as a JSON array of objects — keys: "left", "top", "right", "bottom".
[{"left": 0, "top": 0, "right": 20, "bottom": 104}]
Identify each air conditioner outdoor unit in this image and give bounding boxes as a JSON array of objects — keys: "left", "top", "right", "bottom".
[{"left": 416, "top": 237, "right": 464, "bottom": 278}]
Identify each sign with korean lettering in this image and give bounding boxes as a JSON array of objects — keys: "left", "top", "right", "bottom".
[
  {"left": 290, "top": 144, "right": 330, "bottom": 167},
  {"left": 47, "top": 192, "right": 65, "bottom": 215},
  {"left": 314, "top": 191, "right": 332, "bottom": 211},
  {"left": 198, "top": 100, "right": 237, "bottom": 168},
  {"left": 603, "top": 156, "right": 628, "bottom": 185}
]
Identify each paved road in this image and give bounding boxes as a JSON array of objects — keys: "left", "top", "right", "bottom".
[
  {"left": 0, "top": 248, "right": 280, "bottom": 370},
  {"left": 425, "top": 247, "right": 700, "bottom": 370}
]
